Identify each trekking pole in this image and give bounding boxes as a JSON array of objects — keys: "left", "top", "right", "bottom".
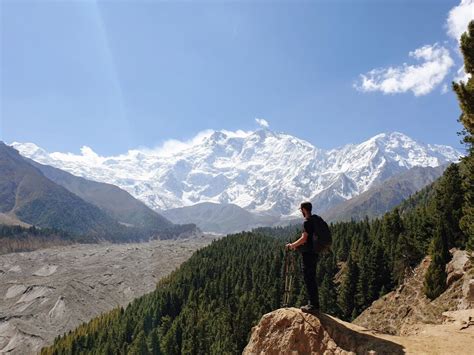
[
  {"left": 282, "top": 244, "right": 296, "bottom": 308},
  {"left": 287, "top": 250, "right": 295, "bottom": 306},
  {"left": 282, "top": 248, "right": 290, "bottom": 307}
]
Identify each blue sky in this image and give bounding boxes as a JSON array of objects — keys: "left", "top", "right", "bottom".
[{"left": 1, "top": 0, "right": 472, "bottom": 155}]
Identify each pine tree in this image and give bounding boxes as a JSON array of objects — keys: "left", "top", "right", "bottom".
[
  {"left": 149, "top": 329, "right": 161, "bottom": 355},
  {"left": 381, "top": 208, "right": 404, "bottom": 269},
  {"left": 432, "top": 164, "right": 465, "bottom": 248},
  {"left": 453, "top": 20, "right": 474, "bottom": 138},
  {"left": 318, "top": 254, "right": 338, "bottom": 315},
  {"left": 424, "top": 222, "right": 449, "bottom": 300},
  {"left": 393, "top": 232, "right": 422, "bottom": 285},
  {"left": 129, "top": 330, "right": 149, "bottom": 355},
  {"left": 452, "top": 20, "right": 474, "bottom": 255},
  {"left": 355, "top": 253, "right": 370, "bottom": 312},
  {"left": 337, "top": 254, "right": 359, "bottom": 320}
]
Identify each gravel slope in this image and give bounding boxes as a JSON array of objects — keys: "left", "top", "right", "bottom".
[{"left": 0, "top": 236, "right": 216, "bottom": 354}]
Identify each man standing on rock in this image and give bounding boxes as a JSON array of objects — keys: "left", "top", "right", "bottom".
[{"left": 286, "top": 201, "right": 319, "bottom": 313}]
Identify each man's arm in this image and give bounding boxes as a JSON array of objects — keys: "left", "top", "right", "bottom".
[{"left": 286, "top": 232, "right": 308, "bottom": 250}]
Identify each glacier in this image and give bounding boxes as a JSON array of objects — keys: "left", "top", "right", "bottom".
[{"left": 11, "top": 129, "right": 462, "bottom": 217}]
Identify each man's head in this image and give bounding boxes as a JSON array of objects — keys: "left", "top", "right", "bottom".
[{"left": 299, "top": 201, "right": 312, "bottom": 218}]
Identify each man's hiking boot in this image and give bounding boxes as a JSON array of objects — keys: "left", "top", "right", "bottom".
[{"left": 300, "top": 303, "right": 320, "bottom": 314}]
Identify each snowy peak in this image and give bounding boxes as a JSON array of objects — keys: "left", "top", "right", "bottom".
[
  {"left": 11, "top": 141, "right": 49, "bottom": 162},
  {"left": 10, "top": 130, "right": 462, "bottom": 217}
]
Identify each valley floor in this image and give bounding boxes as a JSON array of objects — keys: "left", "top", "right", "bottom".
[{"left": 0, "top": 236, "right": 216, "bottom": 354}]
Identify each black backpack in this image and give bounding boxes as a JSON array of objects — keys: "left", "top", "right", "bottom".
[{"left": 311, "top": 214, "right": 332, "bottom": 253}]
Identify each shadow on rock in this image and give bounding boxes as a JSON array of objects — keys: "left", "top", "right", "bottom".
[{"left": 316, "top": 312, "right": 405, "bottom": 355}]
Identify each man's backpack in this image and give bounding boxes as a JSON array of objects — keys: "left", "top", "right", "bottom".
[{"left": 311, "top": 214, "right": 332, "bottom": 253}]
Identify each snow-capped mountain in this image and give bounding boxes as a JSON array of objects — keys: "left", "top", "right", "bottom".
[{"left": 11, "top": 130, "right": 462, "bottom": 217}]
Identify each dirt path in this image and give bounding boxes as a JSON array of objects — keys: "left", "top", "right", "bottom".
[{"left": 338, "top": 312, "right": 474, "bottom": 355}]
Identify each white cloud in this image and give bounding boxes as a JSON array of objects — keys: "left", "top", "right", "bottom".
[
  {"left": 138, "top": 128, "right": 253, "bottom": 157},
  {"left": 446, "top": 0, "right": 474, "bottom": 44},
  {"left": 441, "top": 83, "right": 449, "bottom": 94},
  {"left": 446, "top": 0, "right": 473, "bottom": 83},
  {"left": 354, "top": 43, "right": 454, "bottom": 96},
  {"left": 255, "top": 118, "right": 270, "bottom": 128},
  {"left": 143, "top": 129, "right": 215, "bottom": 157},
  {"left": 50, "top": 146, "right": 105, "bottom": 166},
  {"left": 30, "top": 128, "right": 256, "bottom": 163},
  {"left": 221, "top": 129, "right": 253, "bottom": 138},
  {"left": 355, "top": 0, "right": 472, "bottom": 93}
]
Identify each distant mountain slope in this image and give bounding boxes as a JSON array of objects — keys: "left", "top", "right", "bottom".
[
  {"left": 323, "top": 165, "right": 447, "bottom": 222},
  {"left": 0, "top": 212, "right": 29, "bottom": 227},
  {"left": 28, "top": 159, "right": 173, "bottom": 231},
  {"left": 0, "top": 142, "right": 122, "bottom": 236},
  {"left": 11, "top": 130, "right": 461, "bottom": 217},
  {"left": 162, "top": 202, "right": 280, "bottom": 234}
]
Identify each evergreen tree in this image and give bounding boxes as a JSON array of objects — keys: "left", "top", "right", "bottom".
[
  {"left": 393, "top": 232, "right": 422, "bottom": 284},
  {"left": 317, "top": 254, "right": 338, "bottom": 315},
  {"left": 452, "top": 20, "right": 474, "bottom": 255},
  {"left": 381, "top": 208, "right": 404, "bottom": 269},
  {"left": 424, "top": 222, "right": 449, "bottom": 300},
  {"left": 149, "top": 329, "right": 161, "bottom": 355},
  {"left": 129, "top": 330, "right": 149, "bottom": 355},
  {"left": 432, "top": 163, "right": 465, "bottom": 248},
  {"left": 337, "top": 254, "right": 359, "bottom": 320},
  {"left": 355, "top": 252, "right": 370, "bottom": 313},
  {"left": 453, "top": 20, "right": 474, "bottom": 138}
]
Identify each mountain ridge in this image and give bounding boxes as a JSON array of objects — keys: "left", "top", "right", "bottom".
[
  {"left": 0, "top": 142, "right": 198, "bottom": 241},
  {"left": 11, "top": 130, "right": 461, "bottom": 217},
  {"left": 0, "top": 142, "right": 122, "bottom": 237},
  {"left": 323, "top": 164, "right": 448, "bottom": 222},
  {"left": 27, "top": 158, "right": 174, "bottom": 231}
]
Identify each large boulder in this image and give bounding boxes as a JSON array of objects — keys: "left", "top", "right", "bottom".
[
  {"left": 446, "top": 249, "right": 469, "bottom": 287},
  {"left": 243, "top": 308, "right": 404, "bottom": 355}
]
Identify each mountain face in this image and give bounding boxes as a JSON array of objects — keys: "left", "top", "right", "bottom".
[
  {"left": 11, "top": 130, "right": 461, "bottom": 217},
  {"left": 162, "top": 202, "right": 280, "bottom": 234},
  {"left": 28, "top": 159, "right": 173, "bottom": 231},
  {"left": 0, "top": 142, "right": 197, "bottom": 240},
  {"left": 323, "top": 164, "right": 448, "bottom": 222},
  {"left": 0, "top": 142, "right": 122, "bottom": 236}
]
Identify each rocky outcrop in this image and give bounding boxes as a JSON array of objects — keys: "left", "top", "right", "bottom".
[
  {"left": 451, "top": 249, "right": 474, "bottom": 310},
  {"left": 463, "top": 278, "right": 474, "bottom": 308},
  {"left": 243, "top": 308, "right": 404, "bottom": 355},
  {"left": 243, "top": 308, "right": 474, "bottom": 355},
  {"left": 446, "top": 250, "right": 469, "bottom": 286}
]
